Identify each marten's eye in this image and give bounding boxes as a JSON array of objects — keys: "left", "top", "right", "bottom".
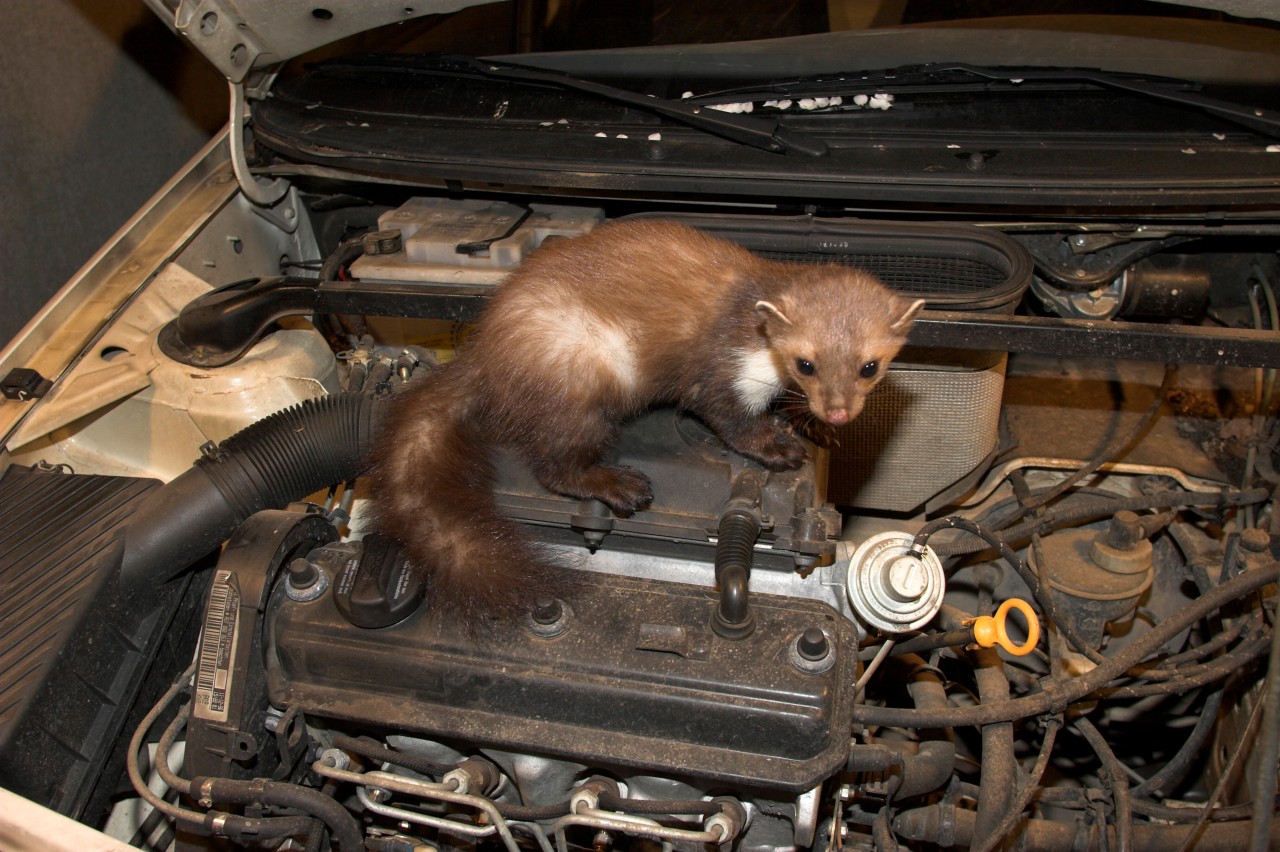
[
  {"left": 795, "top": 358, "right": 816, "bottom": 376},
  {"left": 860, "top": 361, "right": 880, "bottom": 379}
]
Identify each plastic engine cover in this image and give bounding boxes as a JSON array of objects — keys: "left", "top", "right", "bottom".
[{"left": 265, "top": 546, "right": 857, "bottom": 793}]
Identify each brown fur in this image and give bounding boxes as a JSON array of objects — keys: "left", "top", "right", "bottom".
[{"left": 370, "top": 220, "right": 924, "bottom": 621}]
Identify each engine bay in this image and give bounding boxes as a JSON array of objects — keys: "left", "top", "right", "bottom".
[{"left": 1, "top": 66, "right": 1279, "bottom": 851}]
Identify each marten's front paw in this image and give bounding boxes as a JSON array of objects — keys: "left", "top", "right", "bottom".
[
  {"left": 588, "top": 465, "right": 654, "bottom": 517},
  {"left": 754, "top": 428, "right": 808, "bottom": 471}
]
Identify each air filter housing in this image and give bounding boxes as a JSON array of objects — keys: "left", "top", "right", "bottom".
[{"left": 630, "top": 214, "right": 1031, "bottom": 513}]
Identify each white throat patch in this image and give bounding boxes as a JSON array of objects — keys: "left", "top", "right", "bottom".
[{"left": 733, "top": 348, "right": 785, "bottom": 414}]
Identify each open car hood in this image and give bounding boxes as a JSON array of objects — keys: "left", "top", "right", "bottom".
[
  {"left": 146, "top": 0, "right": 1280, "bottom": 85},
  {"left": 142, "top": 0, "right": 503, "bottom": 82}
]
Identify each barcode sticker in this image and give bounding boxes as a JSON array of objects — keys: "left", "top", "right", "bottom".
[{"left": 193, "top": 569, "right": 241, "bottom": 723}]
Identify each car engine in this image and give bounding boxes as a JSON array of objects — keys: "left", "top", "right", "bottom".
[{"left": 1, "top": 35, "right": 1279, "bottom": 851}]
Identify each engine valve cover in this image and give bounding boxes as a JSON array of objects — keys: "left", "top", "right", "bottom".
[{"left": 266, "top": 544, "right": 857, "bottom": 792}]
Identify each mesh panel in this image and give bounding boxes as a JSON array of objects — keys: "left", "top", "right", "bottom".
[
  {"left": 757, "top": 251, "right": 1004, "bottom": 297},
  {"left": 827, "top": 358, "right": 1007, "bottom": 511}
]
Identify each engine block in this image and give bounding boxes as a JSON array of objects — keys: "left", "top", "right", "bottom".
[{"left": 265, "top": 540, "right": 858, "bottom": 794}]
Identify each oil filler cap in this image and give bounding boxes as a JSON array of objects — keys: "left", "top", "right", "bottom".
[{"left": 334, "top": 534, "right": 426, "bottom": 628}]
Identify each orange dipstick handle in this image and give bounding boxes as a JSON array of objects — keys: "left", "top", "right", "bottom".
[{"left": 970, "top": 598, "right": 1041, "bottom": 656}]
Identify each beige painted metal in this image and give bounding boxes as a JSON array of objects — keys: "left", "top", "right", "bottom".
[
  {"left": 0, "top": 787, "right": 135, "bottom": 852},
  {"left": 0, "top": 129, "right": 238, "bottom": 448}
]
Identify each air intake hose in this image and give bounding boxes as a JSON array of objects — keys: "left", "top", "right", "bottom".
[{"left": 120, "top": 392, "right": 386, "bottom": 590}]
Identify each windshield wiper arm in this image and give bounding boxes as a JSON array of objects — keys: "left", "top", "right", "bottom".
[
  {"left": 937, "top": 63, "right": 1280, "bottom": 139},
  {"left": 443, "top": 54, "right": 829, "bottom": 157}
]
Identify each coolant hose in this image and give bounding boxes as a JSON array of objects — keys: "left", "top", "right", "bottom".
[
  {"left": 120, "top": 392, "right": 385, "bottom": 589},
  {"left": 939, "top": 605, "right": 1014, "bottom": 847},
  {"left": 846, "top": 655, "right": 956, "bottom": 799},
  {"left": 188, "top": 776, "right": 363, "bottom": 852}
]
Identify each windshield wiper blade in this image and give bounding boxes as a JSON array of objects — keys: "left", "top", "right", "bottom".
[
  {"left": 702, "top": 62, "right": 1280, "bottom": 139},
  {"left": 933, "top": 63, "right": 1280, "bottom": 138},
  {"left": 442, "top": 54, "right": 829, "bottom": 157}
]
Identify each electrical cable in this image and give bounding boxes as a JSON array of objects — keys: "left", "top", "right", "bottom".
[
  {"left": 911, "top": 516, "right": 1101, "bottom": 663},
  {"left": 1249, "top": 569, "right": 1280, "bottom": 851},
  {"left": 1130, "top": 688, "right": 1224, "bottom": 799},
  {"left": 935, "top": 487, "right": 1270, "bottom": 559},
  {"left": 1096, "top": 630, "right": 1270, "bottom": 700},
  {"left": 1176, "top": 690, "right": 1267, "bottom": 852},
  {"left": 1076, "top": 717, "right": 1133, "bottom": 852},
  {"left": 852, "top": 561, "right": 1278, "bottom": 729}
]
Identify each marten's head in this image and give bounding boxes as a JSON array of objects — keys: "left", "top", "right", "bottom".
[{"left": 756, "top": 269, "right": 924, "bottom": 426}]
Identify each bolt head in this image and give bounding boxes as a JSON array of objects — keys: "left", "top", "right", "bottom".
[
  {"left": 532, "top": 596, "right": 564, "bottom": 625},
  {"left": 287, "top": 558, "right": 319, "bottom": 590},
  {"left": 797, "top": 627, "right": 830, "bottom": 661}
]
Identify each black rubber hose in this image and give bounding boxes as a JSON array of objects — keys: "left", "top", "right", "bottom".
[
  {"left": 970, "top": 715, "right": 1063, "bottom": 852},
  {"left": 120, "top": 392, "right": 385, "bottom": 589},
  {"left": 852, "top": 561, "right": 1279, "bottom": 729},
  {"left": 190, "top": 776, "right": 364, "bottom": 852},
  {"left": 712, "top": 509, "right": 760, "bottom": 638},
  {"left": 202, "top": 813, "right": 316, "bottom": 843},
  {"left": 1130, "top": 689, "right": 1223, "bottom": 799},
  {"left": 495, "top": 800, "right": 574, "bottom": 821},
  {"left": 597, "top": 792, "right": 723, "bottom": 816},
  {"left": 901, "top": 656, "right": 957, "bottom": 799},
  {"left": 939, "top": 606, "right": 1014, "bottom": 848},
  {"left": 330, "top": 734, "right": 457, "bottom": 778},
  {"left": 1250, "top": 586, "right": 1280, "bottom": 851},
  {"left": 895, "top": 803, "right": 1278, "bottom": 851},
  {"left": 935, "top": 487, "right": 1271, "bottom": 559},
  {"left": 848, "top": 657, "right": 956, "bottom": 800},
  {"left": 1076, "top": 716, "right": 1133, "bottom": 852}
]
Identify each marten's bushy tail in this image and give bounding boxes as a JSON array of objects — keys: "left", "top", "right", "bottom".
[{"left": 370, "top": 364, "right": 564, "bottom": 624}]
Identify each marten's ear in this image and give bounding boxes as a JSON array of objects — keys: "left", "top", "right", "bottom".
[
  {"left": 891, "top": 298, "right": 927, "bottom": 334},
  {"left": 755, "top": 300, "right": 793, "bottom": 329}
]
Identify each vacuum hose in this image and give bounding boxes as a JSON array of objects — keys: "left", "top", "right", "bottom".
[{"left": 120, "top": 392, "right": 385, "bottom": 590}]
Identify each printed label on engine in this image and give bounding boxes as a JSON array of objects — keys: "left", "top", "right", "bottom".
[{"left": 193, "top": 569, "right": 241, "bottom": 723}]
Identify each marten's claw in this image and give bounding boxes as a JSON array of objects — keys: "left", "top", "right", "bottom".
[{"left": 589, "top": 465, "right": 654, "bottom": 517}]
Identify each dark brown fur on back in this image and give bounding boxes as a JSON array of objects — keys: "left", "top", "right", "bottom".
[{"left": 370, "top": 220, "right": 923, "bottom": 621}]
